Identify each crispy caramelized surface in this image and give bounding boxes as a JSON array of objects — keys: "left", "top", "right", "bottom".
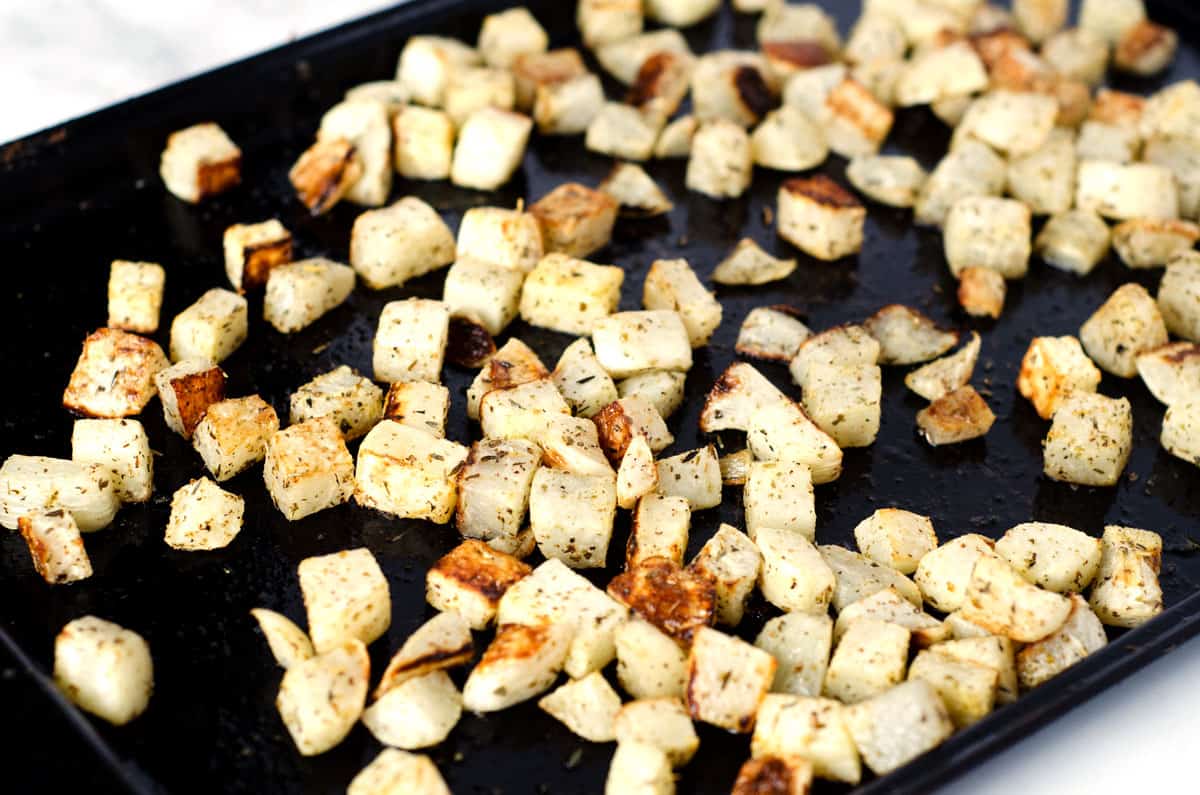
[{"left": 608, "top": 557, "right": 716, "bottom": 644}]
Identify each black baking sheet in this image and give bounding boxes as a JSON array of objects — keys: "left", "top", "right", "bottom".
[{"left": 2, "top": 1, "right": 1199, "bottom": 793}]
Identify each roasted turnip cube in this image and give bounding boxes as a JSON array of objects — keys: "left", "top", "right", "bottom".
[
  {"left": 290, "top": 366, "right": 383, "bottom": 440},
  {"left": 913, "top": 139, "right": 1006, "bottom": 227},
  {"left": 846, "top": 155, "right": 927, "bottom": 208},
  {"left": 1076, "top": 161, "right": 1178, "bottom": 221},
  {"left": 823, "top": 619, "right": 910, "bottom": 704},
  {"left": 462, "top": 623, "right": 571, "bottom": 712},
  {"left": 905, "top": 332, "right": 981, "bottom": 402},
  {"left": 393, "top": 105, "right": 455, "bottom": 181},
  {"left": 585, "top": 102, "right": 662, "bottom": 162},
  {"left": 895, "top": 41, "right": 988, "bottom": 106},
  {"left": 455, "top": 438, "right": 541, "bottom": 553},
  {"left": 375, "top": 612, "right": 472, "bottom": 695},
  {"left": 578, "top": 0, "right": 644, "bottom": 49},
  {"left": 427, "top": 539, "right": 532, "bottom": 629},
  {"left": 299, "top": 548, "right": 390, "bottom": 652},
  {"left": 519, "top": 253, "right": 624, "bottom": 335},
  {"left": 615, "top": 618, "right": 688, "bottom": 699},
  {"left": 619, "top": 371, "right": 686, "bottom": 420},
  {"left": 1114, "top": 20, "right": 1177, "bottom": 76},
  {"left": 777, "top": 176, "right": 866, "bottom": 261},
  {"left": 154, "top": 359, "right": 226, "bottom": 439},
  {"left": 917, "top": 385, "right": 996, "bottom": 446},
  {"left": 318, "top": 100, "right": 392, "bottom": 207},
  {"left": 593, "top": 311, "right": 693, "bottom": 379},
  {"left": 442, "top": 259, "right": 525, "bottom": 337},
  {"left": 164, "top": 477, "right": 244, "bottom": 550},
  {"left": 689, "top": 523, "right": 762, "bottom": 626},
  {"left": 223, "top": 219, "right": 292, "bottom": 292},
  {"left": 361, "top": 670, "right": 462, "bottom": 750},
  {"left": 656, "top": 445, "right": 721, "bottom": 510},
  {"left": 192, "top": 395, "right": 279, "bottom": 481},
  {"left": 687, "top": 120, "right": 753, "bottom": 199},
  {"left": 450, "top": 108, "right": 532, "bottom": 191},
  {"left": 752, "top": 695, "right": 860, "bottom": 784},
  {"left": 1112, "top": 218, "right": 1200, "bottom": 270},
  {"left": 276, "top": 640, "right": 369, "bottom": 755},
  {"left": 613, "top": 698, "right": 699, "bottom": 766},
  {"left": 54, "top": 616, "right": 153, "bottom": 725},
  {"left": 844, "top": 680, "right": 953, "bottom": 775},
  {"left": 160, "top": 122, "right": 240, "bottom": 202},
  {"left": 18, "top": 509, "right": 92, "bottom": 584},
  {"left": 457, "top": 206, "right": 544, "bottom": 273},
  {"left": 745, "top": 460, "right": 816, "bottom": 540},
  {"left": 530, "top": 467, "right": 617, "bottom": 568},
  {"left": 835, "top": 588, "right": 948, "bottom": 647},
  {"left": 864, "top": 304, "right": 958, "bottom": 365},
  {"left": 63, "top": 328, "right": 168, "bottom": 418},
  {"left": 753, "top": 614, "right": 833, "bottom": 698},
  {"left": 250, "top": 608, "right": 314, "bottom": 671},
  {"left": 348, "top": 750, "right": 450, "bottom": 795},
  {"left": 478, "top": 7, "right": 548, "bottom": 69},
  {"left": 943, "top": 196, "right": 1032, "bottom": 279},
  {"left": 757, "top": 527, "right": 835, "bottom": 614},
  {"left": 854, "top": 509, "right": 937, "bottom": 576},
  {"left": 350, "top": 197, "right": 455, "bottom": 290},
  {"left": 71, "top": 418, "right": 152, "bottom": 502},
  {"left": 800, "top": 364, "right": 882, "bottom": 448},
  {"left": 1017, "top": 335, "right": 1102, "bottom": 419},
  {"left": 396, "top": 35, "right": 481, "bottom": 107},
  {"left": 906, "top": 649, "right": 997, "bottom": 728},
  {"left": 643, "top": 258, "right": 722, "bottom": 347},
  {"left": 1079, "top": 283, "right": 1168, "bottom": 377},
  {"left": 289, "top": 137, "right": 361, "bottom": 214},
  {"left": 530, "top": 61, "right": 604, "bottom": 133},
  {"left": 995, "top": 521, "right": 1103, "bottom": 593},
  {"left": 530, "top": 184, "right": 617, "bottom": 258},
  {"left": 538, "top": 671, "right": 622, "bottom": 743},
  {"left": 263, "top": 258, "right": 356, "bottom": 333},
  {"left": 605, "top": 743, "right": 674, "bottom": 795},
  {"left": 1089, "top": 525, "right": 1164, "bottom": 627},
  {"left": 1162, "top": 400, "right": 1200, "bottom": 466},
  {"left": 355, "top": 421, "right": 468, "bottom": 522},
  {"left": 264, "top": 418, "right": 355, "bottom": 521},
  {"left": 374, "top": 299, "right": 450, "bottom": 384},
  {"left": 687, "top": 626, "right": 776, "bottom": 732},
  {"left": 1159, "top": 253, "right": 1200, "bottom": 341},
  {"left": 628, "top": 493, "right": 690, "bottom": 567},
  {"left": 914, "top": 534, "right": 997, "bottom": 613},
  {"left": 1017, "top": 594, "right": 1108, "bottom": 689},
  {"left": 383, "top": 380, "right": 449, "bottom": 438},
  {"left": 960, "top": 556, "right": 1073, "bottom": 642},
  {"left": 444, "top": 66, "right": 516, "bottom": 127},
  {"left": 1035, "top": 210, "right": 1111, "bottom": 276},
  {"left": 107, "top": 260, "right": 165, "bottom": 334},
  {"left": 170, "top": 288, "right": 248, "bottom": 364},
  {"left": 691, "top": 52, "right": 775, "bottom": 128}
]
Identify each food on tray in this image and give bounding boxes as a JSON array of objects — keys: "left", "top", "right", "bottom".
[{"left": 15, "top": 0, "right": 1193, "bottom": 790}]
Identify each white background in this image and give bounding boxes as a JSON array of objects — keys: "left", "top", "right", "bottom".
[{"left": 3, "top": 1, "right": 1199, "bottom": 793}]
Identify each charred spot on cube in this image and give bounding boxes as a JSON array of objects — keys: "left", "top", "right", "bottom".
[
  {"left": 447, "top": 316, "right": 497, "bottom": 369},
  {"left": 782, "top": 175, "right": 862, "bottom": 209},
  {"left": 733, "top": 66, "right": 775, "bottom": 123}
]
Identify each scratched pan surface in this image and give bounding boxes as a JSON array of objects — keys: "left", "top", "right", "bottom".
[{"left": 2, "top": 1, "right": 1200, "bottom": 793}]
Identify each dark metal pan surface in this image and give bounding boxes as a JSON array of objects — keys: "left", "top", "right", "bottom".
[{"left": 2, "top": 1, "right": 1199, "bottom": 792}]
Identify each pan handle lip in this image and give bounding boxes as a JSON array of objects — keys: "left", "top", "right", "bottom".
[
  {"left": 0, "top": 622, "right": 161, "bottom": 795},
  {"left": 853, "top": 590, "right": 1200, "bottom": 794}
]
